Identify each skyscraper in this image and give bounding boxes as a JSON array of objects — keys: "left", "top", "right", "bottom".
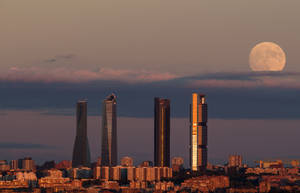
[
  {"left": 190, "top": 93, "right": 208, "bottom": 171},
  {"left": 154, "top": 98, "right": 170, "bottom": 167},
  {"left": 72, "top": 100, "right": 91, "bottom": 168},
  {"left": 101, "top": 94, "right": 117, "bottom": 166}
]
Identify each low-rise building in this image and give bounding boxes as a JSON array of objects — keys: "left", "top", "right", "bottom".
[
  {"left": 228, "top": 155, "right": 243, "bottom": 168},
  {"left": 0, "top": 160, "right": 10, "bottom": 171},
  {"left": 72, "top": 167, "right": 92, "bottom": 179},
  {"left": 0, "top": 180, "right": 29, "bottom": 189},
  {"left": 121, "top": 157, "right": 133, "bottom": 167},
  {"left": 181, "top": 176, "right": 229, "bottom": 192},
  {"left": 171, "top": 157, "right": 184, "bottom": 172},
  {"left": 154, "top": 181, "right": 174, "bottom": 191}
]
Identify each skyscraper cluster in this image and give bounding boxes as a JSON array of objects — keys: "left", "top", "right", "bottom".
[
  {"left": 72, "top": 93, "right": 208, "bottom": 171},
  {"left": 153, "top": 94, "right": 208, "bottom": 171},
  {"left": 72, "top": 94, "right": 118, "bottom": 168}
]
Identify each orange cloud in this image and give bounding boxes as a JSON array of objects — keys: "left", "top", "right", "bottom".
[
  {"left": 3, "top": 67, "right": 179, "bottom": 83},
  {"left": 3, "top": 67, "right": 300, "bottom": 89}
]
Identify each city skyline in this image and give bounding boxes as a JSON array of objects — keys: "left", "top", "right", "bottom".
[
  {"left": 0, "top": 91, "right": 296, "bottom": 168},
  {"left": 1, "top": 1, "right": 300, "bottom": 192},
  {"left": 0, "top": 96, "right": 299, "bottom": 166}
]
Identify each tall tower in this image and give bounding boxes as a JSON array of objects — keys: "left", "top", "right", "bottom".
[
  {"left": 72, "top": 100, "right": 91, "bottom": 168},
  {"left": 101, "top": 94, "right": 117, "bottom": 166},
  {"left": 154, "top": 98, "right": 170, "bottom": 167},
  {"left": 190, "top": 93, "right": 208, "bottom": 171}
]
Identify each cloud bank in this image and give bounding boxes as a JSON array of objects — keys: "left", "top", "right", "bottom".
[
  {"left": 2, "top": 64, "right": 300, "bottom": 89},
  {"left": 183, "top": 71, "right": 300, "bottom": 89},
  {"left": 3, "top": 67, "right": 179, "bottom": 83},
  {"left": 1, "top": 72, "right": 299, "bottom": 119},
  {"left": 1, "top": 58, "right": 300, "bottom": 119}
]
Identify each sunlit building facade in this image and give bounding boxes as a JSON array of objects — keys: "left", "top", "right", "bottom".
[
  {"left": 10, "top": 160, "right": 18, "bottom": 170},
  {"left": 72, "top": 100, "right": 91, "bottom": 168},
  {"left": 154, "top": 98, "right": 170, "bottom": 167},
  {"left": 172, "top": 157, "right": 184, "bottom": 172},
  {"left": 228, "top": 155, "right": 243, "bottom": 167},
  {"left": 22, "top": 157, "right": 35, "bottom": 171},
  {"left": 121, "top": 156, "right": 134, "bottom": 167},
  {"left": 190, "top": 93, "right": 208, "bottom": 171},
  {"left": 101, "top": 94, "right": 117, "bottom": 166},
  {"left": 0, "top": 160, "right": 10, "bottom": 171}
]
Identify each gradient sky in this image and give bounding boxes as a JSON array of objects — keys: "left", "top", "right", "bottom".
[{"left": 0, "top": 0, "right": 300, "bottom": 165}]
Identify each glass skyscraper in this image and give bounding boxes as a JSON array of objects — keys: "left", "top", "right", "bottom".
[
  {"left": 190, "top": 93, "right": 208, "bottom": 171},
  {"left": 72, "top": 100, "right": 91, "bottom": 168},
  {"left": 154, "top": 98, "right": 170, "bottom": 167},
  {"left": 101, "top": 94, "right": 117, "bottom": 166}
]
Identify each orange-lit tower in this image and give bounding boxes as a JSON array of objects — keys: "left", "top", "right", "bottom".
[{"left": 190, "top": 93, "right": 208, "bottom": 171}]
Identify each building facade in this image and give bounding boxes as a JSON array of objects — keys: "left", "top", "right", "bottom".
[
  {"left": 154, "top": 98, "right": 170, "bottom": 167},
  {"left": 0, "top": 160, "right": 10, "bottom": 171},
  {"left": 171, "top": 157, "right": 184, "bottom": 172},
  {"left": 190, "top": 93, "right": 208, "bottom": 171},
  {"left": 10, "top": 160, "right": 18, "bottom": 170},
  {"left": 228, "top": 155, "right": 243, "bottom": 167},
  {"left": 121, "top": 156, "right": 134, "bottom": 167},
  {"left": 101, "top": 94, "right": 117, "bottom": 166},
  {"left": 93, "top": 166, "right": 172, "bottom": 182},
  {"left": 72, "top": 100, "right": 91, "bottom": 168},
  {"left": 22, "top": 157, "right": 35, "bottom": 171}
]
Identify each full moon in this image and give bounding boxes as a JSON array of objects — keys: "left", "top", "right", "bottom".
[{"left": 249, "top": 42, "right": 286, "bottom": 71}]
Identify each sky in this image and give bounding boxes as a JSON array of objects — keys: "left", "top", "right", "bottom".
[{"left": 0, "top": 0, "right": 300, "bottom": 166}]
